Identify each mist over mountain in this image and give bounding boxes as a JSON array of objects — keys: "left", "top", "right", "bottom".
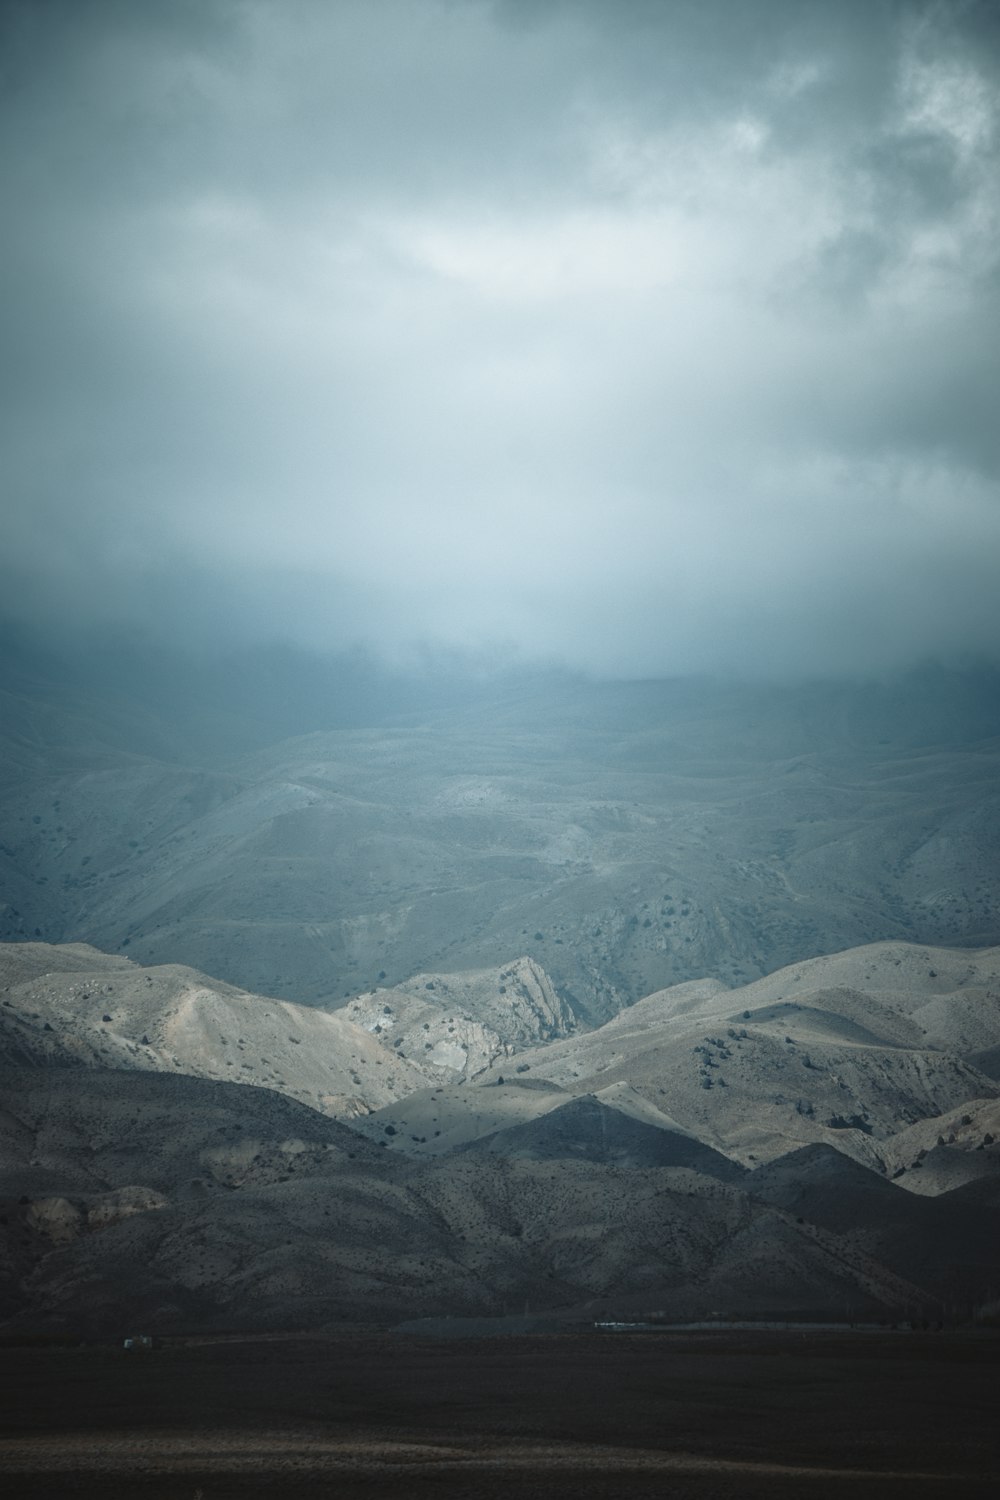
[
  {"left": 1, "top": 2, "right": 999, "bottom": 1429},
  {"left": 2, "top": 623, "right": 999, "bottom": 1335},
  {"left": 2, "top": 0, "right": 999, "bottom": 679},
  {"left": 3, "top": 632, "right": 998, "bottom": 1019}
]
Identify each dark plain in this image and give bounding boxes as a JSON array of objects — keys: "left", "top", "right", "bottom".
[{"left": 1, "top": 1328, "right": 997, "bottom": 1498}]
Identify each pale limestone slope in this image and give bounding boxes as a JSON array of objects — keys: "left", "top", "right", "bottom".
[
  {"left": 5, "top": 938, "right": 1000, "bottom": 1185},
  {"left": 359, "top": 942, "right": 1000, "bottom": 1171},
  {"left": 875, "top": 1098, "right": 1000, "bottom": 1194},
  {"left": 0, "top": 942, "right": 429, "bottom": 1117},
  {"left": 341, "top": 955, "right": 575, "bottom": 1081},
  {"left": 0, "top": 942, "right": 574, "bottom": 1119}
]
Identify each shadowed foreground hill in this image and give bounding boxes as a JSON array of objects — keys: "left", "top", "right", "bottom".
[
  {"left": 0, "top": 1065, "right": 948, "bottom": 1334},
  {"left": 747, "top": 1145, "right": 1000, "bottom": 1309},
  {"left": 460, "top": 1093, "right": 746, "bottom": 1180}
]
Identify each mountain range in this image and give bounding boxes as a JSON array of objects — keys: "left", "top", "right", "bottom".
[
  {"left": 2, "top": 648, "right": 999, "bottom": 1333},
  {"left": 3, "top": 934, "right": 998, "bottom": 1333},
  {"left": 4, "top": 646, "right": 999, "bottom": 1024}
]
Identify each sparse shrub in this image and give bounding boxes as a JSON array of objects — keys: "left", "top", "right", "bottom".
[{"left": 827, "top": 1113, "right": 873, "bottom": 1135}]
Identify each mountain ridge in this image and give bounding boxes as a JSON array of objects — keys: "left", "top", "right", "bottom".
[{"left": 5, "top": 663, "right": 999, "bottom": 1020}]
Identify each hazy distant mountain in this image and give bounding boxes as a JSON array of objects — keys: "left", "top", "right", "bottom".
[
  {"left": 3, "top": 640, "right": 1000, "bottom": 1334},
  {"left": 3, "top": 643, "right": 999, "bottom": 1021}
]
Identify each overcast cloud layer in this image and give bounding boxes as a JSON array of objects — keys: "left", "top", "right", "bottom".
[{"left": 2, "top": 0, "right": 999, "bottom": 677}]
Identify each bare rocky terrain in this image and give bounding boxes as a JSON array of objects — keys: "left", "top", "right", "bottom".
[
  {"left": 1, "top": 651, "right": 999, "bottom": 1339},
  {"left": 358, "top": 941, "right": 1000, "bottom": 1172},
  {"left": 1, "top": 935, "right": 998, "bottom": 1334},
  {"left": 0, "top": 942, "right": 571, "bottom": 1120}
]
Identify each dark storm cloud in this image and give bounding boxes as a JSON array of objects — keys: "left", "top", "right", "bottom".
[{"left": 2, "top": 0, "right": 998, "bottom": 676}]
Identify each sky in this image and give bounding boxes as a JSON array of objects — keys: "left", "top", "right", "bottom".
[{"left": 2, "top": 0, "right": 999, "bottom": 679}]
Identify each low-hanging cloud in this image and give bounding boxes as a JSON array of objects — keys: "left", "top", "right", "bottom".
[{"left": 2, "top": 0, "right": 999, "bottom": 678}]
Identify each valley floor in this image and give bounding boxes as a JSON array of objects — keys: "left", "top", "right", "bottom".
[{"left": 1, "top": 1329, "right": 997, "bottom": 1498}]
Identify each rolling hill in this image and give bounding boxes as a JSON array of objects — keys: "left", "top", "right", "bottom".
[
  {"left": 2, "top": 936, "right": 998, "bottom": 1332},
  {"left": 358, "top": 942, "right": 1000, "bottom": 1172},
  {"left": 0, "top": 1066, "right": 936, "bottom": 1335}
]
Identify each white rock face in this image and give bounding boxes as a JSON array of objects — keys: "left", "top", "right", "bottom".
[{"left": 342, "top": 956, "right": 574, "bottom": 1081}]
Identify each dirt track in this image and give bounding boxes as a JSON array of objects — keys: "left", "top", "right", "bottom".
[{"left": 2, "top": 1330, "right": 997, "bottom": 1498}]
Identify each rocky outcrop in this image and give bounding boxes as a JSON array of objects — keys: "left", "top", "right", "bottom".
[{"left": 342, "top": 956, "right": 574, "bottom": 1081}]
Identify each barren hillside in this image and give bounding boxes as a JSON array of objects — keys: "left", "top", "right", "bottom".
[{"left": 4, "top": 667, "right": 999, "bottom": 1021}]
